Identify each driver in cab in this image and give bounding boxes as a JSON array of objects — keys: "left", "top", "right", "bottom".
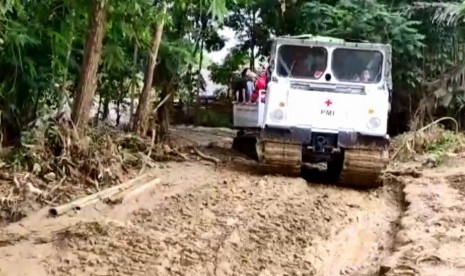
[
  {"left": 290, "top": 51, "right": 309, "bottom": 77},
  {"left": 290, "top": 51, "right": 324, "bottom": 78}
]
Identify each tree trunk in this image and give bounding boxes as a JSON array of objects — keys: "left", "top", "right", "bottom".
[
  {"left": 71, "top": 0, "right": 108, "bottom": 129},
  {"left": 58, "top": 33, "right": 74, "bottom": 116},
  {"left": 129, "top": 44, "right": 138, "bottom": 126},
  {"left": 116, "top": 81, "right": 125, "bottom": 126},
  {"left": 102, "top": 95, "right": 110, "bottom": 120},
  {"left": 227, "top": 75, "right": 232, "bottom": 99},
  {"left": 93, "top": 95, "right": 102, "bottom": 125},
  {"left": 116, "top": 100, "right": 121, "bottom": 126},
  {"left": 249, "top": 7, "right": 256, "bottom": 71},
  {"left": 194, "top": 39, "right": 204, "bottom": 125},
  {"left": 156, "top": 82, "right": 172, "bottom": 143},
  {"left": 132, "top": 5, "right": 166, "bottom": 135}
]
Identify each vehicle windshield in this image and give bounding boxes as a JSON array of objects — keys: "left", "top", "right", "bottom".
[
  {"left": 276, "top": 44, "right": 327, "bottom": 79},
  {"left": 331, "top": 48, "right": 383, "bottom": 83}
]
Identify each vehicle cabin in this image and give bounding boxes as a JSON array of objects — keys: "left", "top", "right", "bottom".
[
  {"left": 268, "top": 35, "right": 392, "bottom": 90},
  {"left": 232, "top": 35, "right": 392, "bottom": 129}
]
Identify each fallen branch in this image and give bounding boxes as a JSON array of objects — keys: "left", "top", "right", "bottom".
[
  {"left": 48, "top": 172, "right": 156, "bottom": 216},
  {"left": 193, "top": 147, "right": 220, "bottom": 164},
  {"left": 25, "top": 183, "right": 45, "bottom": 196},
  {"left": 42, "top": 176, "right": 67, "bottom": 204},
  {"left": 417, "top": 116, "right": 458, "bottom": 133},
  {"left": 138, "top": 128, "right": 156, "bottom": 175},
  {"left": 172, "top": 149, "right": 189, "bottom": 161},
  {"left": 153, "top": 93, "right": 172, "bottom": 114},
  {"left": 109, "top": 178, "right": 161, "bottom": 203}
]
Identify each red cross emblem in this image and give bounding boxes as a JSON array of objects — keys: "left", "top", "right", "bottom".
[{"left": 325, "top": 99, "right": 332, "bottom": 107}]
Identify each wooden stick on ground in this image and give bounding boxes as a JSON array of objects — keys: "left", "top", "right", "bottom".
[
  {"left": 109, "top": 178, "right": 161, "bottom": 203},
  {"left": 193, "top": 147, "right": 220, "bottom": 164},
  {"left": 138, "top": 128, "right": 156, "bottom": 175},
  {"left": 171, "top": 148, "right": 189, "bottom": 161},
  {"left": 48, "top": 172, "right": 156, "bottom": 216}
]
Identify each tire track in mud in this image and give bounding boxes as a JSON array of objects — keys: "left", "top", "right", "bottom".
[
  {"left": 128, "top": 174, "right": 326, "bottom": 275},
  {"left": 0, "top": 161, "right": 407, "bottom": 276},
  {"left": 311, "top": 173, "right": 405, "bottom": 276},
  {"left": 381, "top": 161, "right": 465, "bottom": 275}
]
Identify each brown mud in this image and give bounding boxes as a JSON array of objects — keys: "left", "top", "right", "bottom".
[
  {"left": 0, "top": 125, "right": 463, "bottom": 276},
  {"left": 381, "top": 158, "right": 465, "bottom": 275}
]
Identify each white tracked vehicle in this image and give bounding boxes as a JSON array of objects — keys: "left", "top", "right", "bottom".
[{"left": 232, "top": 35, "right": 391, "bottom": 188}]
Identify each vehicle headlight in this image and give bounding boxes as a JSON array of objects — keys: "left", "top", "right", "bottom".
[
  {"left": 367, "top": 117, "right": 381, "bottom": 129},
  {"left": 270, "top": 109, "right": 284, "bottom": 121}
]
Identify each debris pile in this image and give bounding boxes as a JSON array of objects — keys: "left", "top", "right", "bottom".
[
  {"left": 391, "top": 118, "right": 465, "bottom": 163},
  {"left": 0, "top": 117, "right": 182, "bottom": 223}
]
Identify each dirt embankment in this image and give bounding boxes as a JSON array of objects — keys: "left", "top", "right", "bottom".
[{"left": 381, "top": 158, "right": 465, "bottom": 275}]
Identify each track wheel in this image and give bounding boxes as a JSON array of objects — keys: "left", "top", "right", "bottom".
[
  {"left": 338, "top": 148, "right": 389, "bottom": 188},
  {"left": 257, "top": 140, "right": 302, "bottom": 176}
]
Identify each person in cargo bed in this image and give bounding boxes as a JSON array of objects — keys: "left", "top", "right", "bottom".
[
  {"left": 251, "top": 67, "right": 268, "bottom": 103},
  {"left": 234, "top": 68, "right": 257, "bottom": 103}
]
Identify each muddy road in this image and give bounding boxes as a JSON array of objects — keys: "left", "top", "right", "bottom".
[{"left": 0, "top": 126, "right": 463, "bottom": 275}]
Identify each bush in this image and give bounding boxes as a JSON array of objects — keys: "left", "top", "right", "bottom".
[{"left": 392, "top": 119, "right": 465, "bottom": 164}]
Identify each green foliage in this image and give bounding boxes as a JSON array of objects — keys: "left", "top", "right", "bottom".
[
  {"left": 213, "top": 0, "right": 426, "bottom": 88},
  {"left": 392, "top": 119, "right": 464, "bottom": 164},
  {"left": 207, "top": 0, "right": 229, "bottom": 22},
  {"left": 3, "top": 0, "right": 465, "bottom": 142},
  {"left": 209, "top": 47, "right": 249, "bottom": 85},
  {"left": 425, "top": 129, "right": 464, "bottom": 165},
  {"left": 310, "top": 1, "right": 424, "bottom": 87},
  {"left": 0, "top": 0, "right": 229, "bottom": 142}
]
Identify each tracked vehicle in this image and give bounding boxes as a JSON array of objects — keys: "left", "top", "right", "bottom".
[{"left": 232, "top": 35, "right": 391, "bottom": 188}]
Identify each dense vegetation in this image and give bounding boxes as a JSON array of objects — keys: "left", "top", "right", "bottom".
[{"left": 1, "top": 0, "right": 465, "bottom": 143}]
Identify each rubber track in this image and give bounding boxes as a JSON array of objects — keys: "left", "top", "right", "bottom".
[
  {"left": 339, "top": 148, "right": 389, "bottom": 188},
  {"left": 257, "top": 139, "right": 302, "bottom": 176}
]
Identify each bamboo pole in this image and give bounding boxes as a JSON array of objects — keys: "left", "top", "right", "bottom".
[
  {"left": 48, "top": 172, "right": 157, "bottom": 216},
  {"left": 109, "top": 178, "right": 161, "bottom": 203}
]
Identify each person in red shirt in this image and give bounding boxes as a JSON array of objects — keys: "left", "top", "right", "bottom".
[{"left": 251, "top": 67, "right": 268, "bottom": 103}]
